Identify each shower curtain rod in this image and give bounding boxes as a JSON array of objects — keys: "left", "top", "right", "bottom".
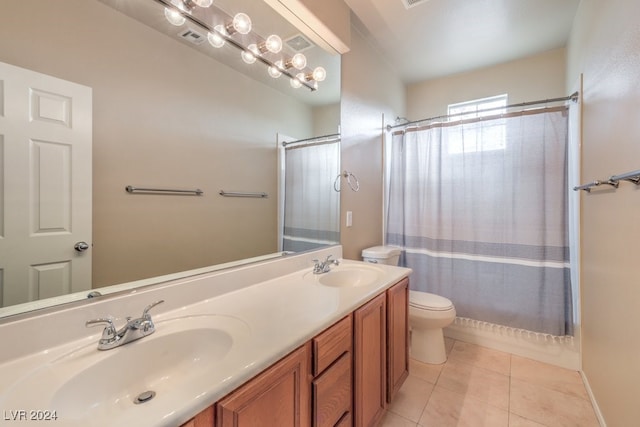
[
  {"left": 282, "top": 133, "right": 340, "bottom": 147},
  {"left": 386, "top": 91, "right": 579, "bottom": 131}
]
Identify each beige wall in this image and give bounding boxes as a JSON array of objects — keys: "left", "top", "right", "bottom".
[
  {"left": 407, "top": 48, "right": 567, "bottom": 119},
  {"left": 0, "top": 0, "right": 314, "bottom": 287},
  {"left": 340, "top": 19, "right": 405, "bottom": 260},
  {"left": 567, "top": 0, "right": 640, "bottom": 425},
  {"left": 312, "top": 103, "right": 341, "bottom": 136}
]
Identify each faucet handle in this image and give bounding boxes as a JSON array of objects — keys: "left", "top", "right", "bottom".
[
  {"left": 86, "top": 317, "right": 117, "bottom": 340},
  {"left": 142, "top": 300, "right": 164, "bottom": 320}
]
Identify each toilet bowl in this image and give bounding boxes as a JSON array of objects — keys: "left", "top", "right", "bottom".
[
  {"left": 409, "top": 291, "right": 456, "bottom": 364},
  {"left": 361, "top": 246, "right": 457, "bottom": 365}
]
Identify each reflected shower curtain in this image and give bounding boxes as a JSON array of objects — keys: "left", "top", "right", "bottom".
[
  {"left": 386, "top": 109, "right": 573, "bottom": 336},
  {"left": 283, "top": 141, "right": 340, "bottom": 252}
]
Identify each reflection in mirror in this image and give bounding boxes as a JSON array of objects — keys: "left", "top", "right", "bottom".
[
  {"left": 0, "top": 0, "right": 340, "bottom": 318},
  {"left": 279, "top": 134, "right": 341, "bottom": 252}
]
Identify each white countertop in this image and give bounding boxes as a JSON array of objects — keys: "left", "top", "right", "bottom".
[{"left": 0, "top": 247, "right": 411, "bottom": 427}]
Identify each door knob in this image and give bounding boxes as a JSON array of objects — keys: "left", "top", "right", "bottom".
[{"left": 74, "top": 241, "right": 90, "bottom": 252}]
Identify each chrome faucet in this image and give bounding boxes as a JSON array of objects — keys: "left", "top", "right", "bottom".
[
  {"left": 86, "top": 300, "right": 164, "bottom": 350},
  {"left": 312, "top": 255, "right": 340, "bottom": 274}
]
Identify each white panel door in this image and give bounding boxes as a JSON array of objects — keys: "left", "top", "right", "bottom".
[{"left": 0, "top": 61, "right": 92, "bottom": 307}]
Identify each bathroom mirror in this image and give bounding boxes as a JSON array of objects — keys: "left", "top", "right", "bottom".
[{"left": 0, "top": 0, "right": 340, "bottom": 318}]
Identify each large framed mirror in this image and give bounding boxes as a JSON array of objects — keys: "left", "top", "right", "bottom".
[{"left": 0, "top": 0, "right": 340, "bottom": 318}]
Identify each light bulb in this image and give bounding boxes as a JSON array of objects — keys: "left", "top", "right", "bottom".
[
  {"left": 290, "top": 76, "right": 302, "bottom": 89},
  {"left": 228, "top": 12, "right": 252, "bottom": 35},
  {"left": 192, "top": 0, "right": 213, "bottom": 7},
  {"left": 312, "top": 66, "right": 326, "bottom": 82},
  {"left": 260, "top": 35, "right": 282, "bottom": 54},
  {"left": 286, "top": 53, "right": 307, "bottom": 70},
  {"left": 268, "top": 63, "right": 282, "bottom": 78},
  {"left": 207, "top": 26, "right": 225, "bottom": 48},
  {"left": 164, "top": 8, "right": 186, "bottom": 26},
  {"left": 241, "top": 44, "right": 258, "bottom": 64}
]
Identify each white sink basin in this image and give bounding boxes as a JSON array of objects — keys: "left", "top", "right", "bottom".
[
  {"left": 305, "top": 263, "right": 385, "bottom": 288},
  {"left": 1, "top": 315, "right": 250, "bottom": 425}
]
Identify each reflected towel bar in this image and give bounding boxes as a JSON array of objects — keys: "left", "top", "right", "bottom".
[
  {"left": 126, "top": 186, "right": 203, "bottom": 195},
  {"left": 609, "top": 169, "right": 640, "bottom": 184},
  {"left": 219, "top": 190, "right": 268, "bottom": 198}
]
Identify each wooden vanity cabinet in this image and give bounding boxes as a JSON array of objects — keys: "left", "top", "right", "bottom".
[
  {"left": 180, "top": 405, "right": 214, "bottom": 427},
  {"left": 179, "top": 278, "right": 409, "bottom": 427},
  {"left": 311, "top": 314, "right": 352, "bottom": 427},
  {"left": 215, "top": 343, "right": 311, "bottom": 427},
  {"left": 386, "top": 278, "right": 409, "bottom": 402},
  {"left": 354, "top": 292, "right": 387, "bottom": 427}
]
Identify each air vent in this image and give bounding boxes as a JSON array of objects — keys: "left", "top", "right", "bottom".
[
  {"left": 178, "top": 28, "right": 206, "bottom": 45},
  {"left": 402, "top": 0, "right": 429, "bottom": 9},
  {"left": 285, "top": 34, "right": 314, "bottom": 52}
]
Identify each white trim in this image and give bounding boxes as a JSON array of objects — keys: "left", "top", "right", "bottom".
[{"left": 580, "top": 370, "right": 607, "bottom": 426}]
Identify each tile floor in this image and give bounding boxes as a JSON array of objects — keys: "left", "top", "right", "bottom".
[{"left": 379, "top": 339, "right": 600, "bottom": 427}]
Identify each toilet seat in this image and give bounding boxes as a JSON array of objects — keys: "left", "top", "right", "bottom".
[{"left": 409, "top": 291, "right": 453, "bottom": 311}]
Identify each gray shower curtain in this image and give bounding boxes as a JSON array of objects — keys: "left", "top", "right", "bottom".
[{"left": 386, "top": 108, "right": 573, "bottom": 336}]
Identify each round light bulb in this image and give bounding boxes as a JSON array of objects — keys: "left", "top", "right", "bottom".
[
  {"left": 241, "top": 44, "right": 258, "bottom": 64},
  {"left": 207, "top": 27, "right": 225, "bottom": 48},
  {"left": 291, "top": 53, "right": 307, "bottom": 70},
  {"left": 232, "top": 13, "right": 252, "bottom": 35},
  {"left": 290, "top": 76, "right": 302, "bottom": 89},
  {"left": 268, "top": 63, "right": 282, "bottom": 78},
  {"left": 164, "top": 8, "right": 186, "bottom": 26},
  {"left": 192, "top": 0, "right": 213, "bottom": 7},
  {"left": 312, "top": 66, "right": 326, "bottom": 82},
  {"left": 264, "top": 35, "right": 282, "bottom": 54}
]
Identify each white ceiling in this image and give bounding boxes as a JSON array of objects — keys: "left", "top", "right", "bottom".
[{"left": 345, "top": 0, "right": 581, "bottom": 83}]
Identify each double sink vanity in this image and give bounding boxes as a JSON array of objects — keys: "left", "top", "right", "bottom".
[{"left": 0, "top": 246, "right": 411, "bottom": 426}]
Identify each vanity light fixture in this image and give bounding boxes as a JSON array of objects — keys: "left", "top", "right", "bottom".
[
  {"left": 154, "top": 0, "right": 325, "bottom": 91},
  {"left": 284, "top": 53, "right": 307, "bottom": 70},
  {"left": 258, "top": 35, "right": 283, "bottom": 54},
  {"left": 207, "top": 25, "right": 226, "bottom": 48},
  {"left": 226, "top": 12, "right": 252, "bottom": 35},
  {"left": 164, "top": 7, "right": 186, "bottom": 26},
  {"left": 241, "top": 44, "right": 259, "bottom": 64}
]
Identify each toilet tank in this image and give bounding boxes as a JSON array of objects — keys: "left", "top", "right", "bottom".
[{"left": 362, "top": 246, "right": 402, "bottom": 266}]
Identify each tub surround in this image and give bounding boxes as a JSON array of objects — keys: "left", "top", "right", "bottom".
[{"left": 0, "top": 246, "right": 411, "bottom": 427}]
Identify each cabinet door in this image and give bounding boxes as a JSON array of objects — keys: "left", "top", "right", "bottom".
[
  {"left": 216, "top": 343, "right": 311, "bottom": 427},
  {"left": 387, "top": 278, "right": 409, "bottom": 402},
  {"left": 353, "top": 292, "right": 387, "bottom": 427},
  {"left": 180, "top": 405, "right": 215, "bottom": 427},
  {"left": 313, "top": 352, "right": 351, "bottom": 427}
]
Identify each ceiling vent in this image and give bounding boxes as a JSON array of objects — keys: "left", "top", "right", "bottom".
[
  {"left": 402, "top": 0, "right": 429, "bottom": 9},
  {"left": 285, "top": 34, "right": 314, "bottom": 52},
  {"left": 178, "top": 28, "right": 206, "bottom": 45}
]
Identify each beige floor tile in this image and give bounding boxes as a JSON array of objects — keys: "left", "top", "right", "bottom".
[
  {"left": 388, "top": 376, "right": 435, "bottom": 422},
  {"left": 378, "top": 411, "right": 418, "bottom": 427},
  {"left": 409, "top": 358, "right": 443, "bottom": 384},
  {"left": 437, "top": 358, "right": 510, "bottom": 410},
  {"left": 510, "top": 378, "right": 599, "bottom": 427},
  {"left": 418, "top": 385, "right": 509, "bottom": 427},
  {"left": 448, "top": 341, "right": 511, "bottom": 376},
  {"left": 511, "top": 355, "right": 589, "bottom": 400},
  {"left": 508, "top": 413, "right": 548, "bottom": 427}
]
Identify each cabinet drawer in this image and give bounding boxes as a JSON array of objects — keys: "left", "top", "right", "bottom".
[
  {"left": 313, "top": 314, "right": 352, "bottom": 376},
  {"left": 313, "top": 352, "right": 352, "bottom": 427}
]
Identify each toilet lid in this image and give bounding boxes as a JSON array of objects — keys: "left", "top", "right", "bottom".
[{"left": 409, "top": 291, "right": 453, "bottom": 311}]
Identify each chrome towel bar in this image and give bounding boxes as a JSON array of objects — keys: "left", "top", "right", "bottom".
[
  {"left": 219, "top": 190, "right": 268, "bottom": 198},
  {"left": 125, "top": 186, "right": 203, "bottom": 195}
]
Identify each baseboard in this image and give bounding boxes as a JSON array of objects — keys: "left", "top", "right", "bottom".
[
  {"left": 580, "top": 370, "right": 607, "bottom": 427},
  {"left": 444, "top": 317, "right": 580, "bottom": 370}
]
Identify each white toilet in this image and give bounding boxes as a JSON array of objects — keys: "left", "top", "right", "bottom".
[{"left": 362, "top": 246, "right": 456, "bottom": 365}]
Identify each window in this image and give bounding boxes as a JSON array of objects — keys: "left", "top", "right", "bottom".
[{"left": 447, "top": 94, "right": 508, "bottom": 154}]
